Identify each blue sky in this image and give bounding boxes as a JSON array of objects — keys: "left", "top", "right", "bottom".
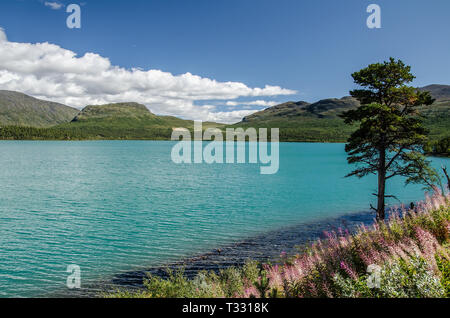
[{"left": 0, "top": 0, "right": 449, "bottom": 122}]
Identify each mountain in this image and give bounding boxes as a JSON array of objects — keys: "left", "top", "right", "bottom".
[
  {"left": 419, "top": 84, "right": 450, "bottom": 101},
  {"left": 231, "top": 97, "right": 360, "bottom": 142},
  {"left": 0, "top": 95, "right": 224, "bottom": 140},
  {"left": 242, "top": 97, "right": 359, "bottom": 123},
  {"left": 68, "top": 102, "right": 190, "bottom": 128},
  {"left": 240, "top": 85, "right": 450, "bottom": 125},
  {"left": 0, "top": 90, "right": 79, "bottom": 127},
  {"left": 65, "top": 102, "right": 223, "bottom": 129},
  {"left": 233, "top": 85, "right": 450, "bottom": 142},
  {"left": 72, "top": 102, "right": 154, "bottom": 122},
  {"left": 0, "top": 87, "right": 447, "bottom": 142},
  {"left": 51, "top": 102, "right": 224, "bottom": 139}
]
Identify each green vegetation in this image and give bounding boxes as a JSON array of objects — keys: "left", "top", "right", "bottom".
[
  {"left": 421, "top": 99, "right": 450, "bottom": 157},
  {"left": 230, "top": 117, "right": 358, "bottom": 142},
  {"left": 228, "top": 98, "right": 360, "bottom": 142},
  {"left": 0, "top": 125, "right": 174, "bottom": 140},
  {"left": 108, "top": 191, "right": 450, "bottom": 298},
  {"left": 67, "top": 102, "right": 195, "bottom": 129},
  {"left": 0, "top": 102, "right": 224, "bottom": 140},
  {"left": 0, "top": 90, "right": 79, "bottom": 127},
  {"left": 0, "top": 88, "right": 447, "bottom": 145},
  {"left": 425, "top": 136, "right": 450, "bottom": 157},
  {"left": 229, "top": 94, "right": 449, "bottom": 145}
]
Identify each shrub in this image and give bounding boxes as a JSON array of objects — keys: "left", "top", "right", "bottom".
[
  {"left": 333, "top": 256, "right": 445, "bottom": 298},
  {"left": 436, "top": 251, "right": 450, "bottom": 297}
]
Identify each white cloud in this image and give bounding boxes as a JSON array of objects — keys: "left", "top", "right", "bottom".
[
  {"left": 203, "top": 109, "right": 260, "bottom": 123},
  {"left": 0, "top": 29, "right": 296, "bottom": 123},
  {"left": 0, "top": 27, "right": 7, "bottom": 42},
  {"left": 225, "top": 100, "right": 278, "bottom": 107},
  {"left": 44, "top": 2, "right": 64, "bottom": 10}
]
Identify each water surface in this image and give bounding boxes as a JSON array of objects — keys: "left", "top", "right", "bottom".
[{"left": 0, "top": 141, "right": 447, "bottom": 297}]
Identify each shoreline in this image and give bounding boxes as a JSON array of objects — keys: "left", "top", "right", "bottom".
[
  {"left": 1, "top": 140, "right": 447, "bottom": 157},
  {"left": 0, "top": 138, "right": 347, "bottom": 143},
  {"left": 47, "top": 209, "right": 376, "bottom": 298}
]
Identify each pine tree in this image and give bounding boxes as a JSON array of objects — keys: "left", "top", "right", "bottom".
[{"left": 341, "top": 58, "right": 436, "bottom": 220}]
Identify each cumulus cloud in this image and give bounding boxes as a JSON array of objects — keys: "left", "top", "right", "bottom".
[
  {"left": 44, "top": 2, "right": 64, "bottom": 10},
  {"left": 0, "top": 29, "right": 296, "bottom": 123}
]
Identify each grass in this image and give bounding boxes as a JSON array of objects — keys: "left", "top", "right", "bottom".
[{"left": 107, "top": 189, "right": 450, "bottom": 298}]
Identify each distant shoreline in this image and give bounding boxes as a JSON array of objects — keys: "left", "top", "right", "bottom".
[
  {"left": 0, "top": 139, "right": 447, "bottom": 157},
  {"left": 0, "top": 138, "right": 346, "bottom": 143},
  {"left": 3, "top": 138, "right": 447, "bottom": 157}
]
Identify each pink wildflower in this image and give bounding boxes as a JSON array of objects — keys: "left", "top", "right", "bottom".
[{"left": 340, "top": 261, "right": 358, "bottom": 280}]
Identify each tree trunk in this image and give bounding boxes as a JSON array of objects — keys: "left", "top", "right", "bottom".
[
  {"left": 377, "top": 172, "right": 386, "bottom": 220},
  {"left": 443, "top": 166, "right": 450, "bottom": 191},
  {"left": 377, "top": 148, "right": 386, "bottom": 221}
]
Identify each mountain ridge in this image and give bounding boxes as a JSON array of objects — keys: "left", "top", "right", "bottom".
[
  {"left": 242, "top": 96, "right": 361, "bottom": 123},
  {"left": 240, "top": 84, "right": 450, "bottom": 125},
  {"left": 0, "top": 90, "right": 79, "bottom": 127},
  {"left": 419, "top": 84, "right": 450, "bottom": 102},
  {"left": 64, "top": 102, "right": 224, "bottom": 130},
  {"left": 232, "top": 85, "right": 450, "bottom": 143}
]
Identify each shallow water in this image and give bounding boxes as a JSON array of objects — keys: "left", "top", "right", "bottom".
[{"left": 0, "top": 141, "right": 448, "bottom": 297}]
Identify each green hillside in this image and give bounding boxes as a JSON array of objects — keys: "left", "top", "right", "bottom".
[
  {"left": 230, "top": 86, "right": 450, "bottom": 143},
  {"left": 230, "top": 97, "right": 361, "bottom": 142},
  {"left": 0, "top": 90, "right": 79, "bottom": 127},
  {"left": 0, "top": 86, "right": 447, "bottom": 144},
  {"left": 69, "top": 102, "right": 221, "bottom": 127},
  {"left": 0, "top": 101, "right": 225, "bottom": 140},
  {"left": 418, "top": 100, "right": 450, "bottom": 139},
  {"left": 241, "top": 97, "right": 360, "bottom": 124}
]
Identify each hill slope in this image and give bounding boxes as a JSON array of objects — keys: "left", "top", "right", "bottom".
[
  {"left": 0, "top": 99, "right": 224, "bottom": 140},
  {"left": 241, "top": 97, "right": 359, "bottom": 124},
  {"left": 232, "top": 97, "right": 360, "bottom": 142},
  {"left": 65, "top": 102, "right": 222, "bottom": 129},
  {"left": 419, "top": 84, "right": 450, "bottom": 101},
  {"left": 0, "top": 86, "right": 447, "bottom": 142},
  {"left": 50, "top": 102, "right": 224, "bottom": 139},
  {"left": 0, "top": 90, "right": 79, "bottom": 127},
  {"left": 232, "top": 85, "right": 450, "bottom": 142}
]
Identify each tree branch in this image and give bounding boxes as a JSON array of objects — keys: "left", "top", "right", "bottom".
[{"left": 385, "top": 147, "right": 406, "bottom": 170}]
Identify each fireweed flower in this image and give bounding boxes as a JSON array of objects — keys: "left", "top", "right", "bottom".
[{"left": 167, "top": 191, "right": 449, "bottom": 298}]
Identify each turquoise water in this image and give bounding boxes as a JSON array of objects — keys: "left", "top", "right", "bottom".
[{"left": 0, "top": 141, "right": 448, "bottom": 297}]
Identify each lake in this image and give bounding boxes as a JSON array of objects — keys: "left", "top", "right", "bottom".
[{"left": 0, "top": 141, "right": 448, "bottom": 297}]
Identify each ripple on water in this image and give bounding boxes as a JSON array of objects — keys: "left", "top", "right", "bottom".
[{"left": 0, "top": 141, "right": 448, "bottom": 297}]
